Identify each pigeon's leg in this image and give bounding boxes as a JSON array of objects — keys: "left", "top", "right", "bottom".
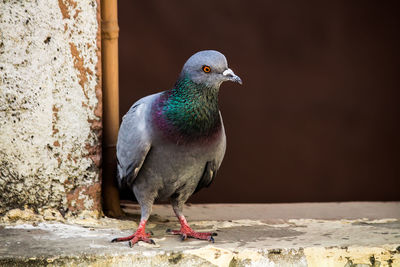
[
  {"left": 111, "top": 203, "right": 155, "bottom": 247},
  {"left": 167, "top": 199, "right": 217, "bottom": 242}
]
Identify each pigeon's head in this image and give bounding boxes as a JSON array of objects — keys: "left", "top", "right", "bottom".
[{"left": 180, "top": 50, "right": 242, "bottom": 88}]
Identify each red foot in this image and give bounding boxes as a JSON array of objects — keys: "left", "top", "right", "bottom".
[
  {"left": 167, "top": 216, "right": 217, "bottom": 242},
  {"left": 111, "top": 220, "right": 155, "bottom": 247}
]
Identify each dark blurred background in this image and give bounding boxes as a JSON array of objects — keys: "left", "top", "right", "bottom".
[{"left": 118, "top": 1, "right": 399, "bottom": 203}]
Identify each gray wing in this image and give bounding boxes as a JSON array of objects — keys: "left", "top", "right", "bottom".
[
  {"left": 194, "top": 112, "right": 226, "bottom": 193},
  {"left": 116, "top": 94, "right": 158, "bottom": 188}
]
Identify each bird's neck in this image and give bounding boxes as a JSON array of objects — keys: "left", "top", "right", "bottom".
[{"left": 154, "top": 76, "right": 221, "bottom": 143}]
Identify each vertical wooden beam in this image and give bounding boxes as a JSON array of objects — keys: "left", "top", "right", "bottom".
[{"left": 101, "top": 0, "right": 124, "bottom": 217}]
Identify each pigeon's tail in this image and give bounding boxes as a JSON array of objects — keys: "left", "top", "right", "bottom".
[
  {"left": 117, "top": 157, "right": 127, "bottom": 189},
  {"left": 116, "top": 159, "right": 128, "bottom": 190},
  {"left": 116, "top": 161, "right": 139, "bottom": 202},
  {"left": 116, "top": 158, "right": 138, "bottom": 190},
  {"left": 116, "top": 166, "right": 123, "bottom": 189}
]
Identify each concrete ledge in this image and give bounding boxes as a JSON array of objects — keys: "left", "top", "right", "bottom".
[{"left": 1, "top": 202, "right": 399, "bottom": 266}]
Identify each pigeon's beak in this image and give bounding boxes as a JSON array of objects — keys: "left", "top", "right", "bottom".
[{"left": 223, "top": 68, "right": 242, "bottom": 85}]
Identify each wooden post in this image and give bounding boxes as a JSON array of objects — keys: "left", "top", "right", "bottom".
[{"left": 100, "top": 0, "right": 124, "bottom": 217}]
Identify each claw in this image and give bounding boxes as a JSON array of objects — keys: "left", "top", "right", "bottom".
[
  {"left": 181, "top": 233, "right": 187, "bottom": 241},
  {"left": 209, "top": 236, "right": 215, "bottom": 243},
  {"left": 111, "top": 238, "right": 118, "bottom": 243},
  {"left": 150, "top": 239, "right": 155, "bottom": 245},
  {"left": 212, "top": 232, "right": 218, "bottom": 236},
  {"left": 166, "top": 228, "right": 171, "bottom": 233}
]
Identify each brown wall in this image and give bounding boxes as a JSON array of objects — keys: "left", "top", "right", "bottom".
[{"left": 118, "top": 1, "right": 400, "bottom": 203}]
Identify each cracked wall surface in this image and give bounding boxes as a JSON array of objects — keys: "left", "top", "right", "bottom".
[{"left": 0, "top": 0, "right": 102, "bottom": 216}]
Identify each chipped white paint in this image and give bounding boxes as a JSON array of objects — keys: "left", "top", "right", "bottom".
[
  {"left": 0, "top": 0, "right": 101, "bottom": 214},
  {"left": 5, "top": 222, "right": 118, "bottom": 239},
  {"left": 185, "top": 246, "right": 234, "bottom": 267},
  {"left": 305, "top": 246, "right": 400, "bottom": 267}
]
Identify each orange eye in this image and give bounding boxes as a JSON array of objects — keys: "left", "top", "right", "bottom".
[{"left": 202, "top": 65, "right": 211, "bottom": 73}]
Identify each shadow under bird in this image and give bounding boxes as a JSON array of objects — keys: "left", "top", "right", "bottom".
[{"left": 112, "top": 50, "right": 242, "bottom": 247}]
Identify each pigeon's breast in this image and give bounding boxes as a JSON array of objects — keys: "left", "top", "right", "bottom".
[{"left": 134, "top": 129, "right": 224, "bottom": 201}]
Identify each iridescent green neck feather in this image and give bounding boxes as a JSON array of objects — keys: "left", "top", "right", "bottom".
[{"left": 156, "top": 76, "right": 221, "bottom": 142}]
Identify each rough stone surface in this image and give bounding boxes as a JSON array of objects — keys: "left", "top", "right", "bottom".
[
  {"left": 0, "top": 203, "right": 399, "bottom": 266},
  {"left": 0, "top": 0, "right": 102, "bottom": 215}
]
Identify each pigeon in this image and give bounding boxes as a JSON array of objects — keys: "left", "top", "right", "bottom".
[{"left": 111, "top": 50, "right": 242, "bottom": 247}]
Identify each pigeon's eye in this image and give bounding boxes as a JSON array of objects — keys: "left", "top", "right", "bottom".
[{"left": 202, "top": 65, "right": 211, "bottom": 73}]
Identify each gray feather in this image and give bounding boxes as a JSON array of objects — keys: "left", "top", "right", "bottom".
[{"left": 116, "top": 93, "right": 159, "bottom": 188}]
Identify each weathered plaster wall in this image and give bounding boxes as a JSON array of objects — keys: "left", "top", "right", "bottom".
[{"left": 0, "top": 0, "right": 102, "bottom": 216}]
